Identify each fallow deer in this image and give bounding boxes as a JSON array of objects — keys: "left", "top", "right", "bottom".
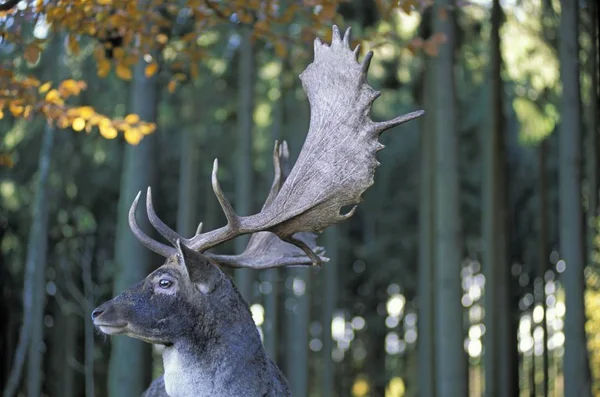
[{"left": 92, "top": 25, "right": 423, "bottom": 397}]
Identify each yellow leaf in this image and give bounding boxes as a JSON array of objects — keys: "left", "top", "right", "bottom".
[
  {"left": 139, "top": 124, "right": 155, "bottom": 135},
  {"left": 78, "top": 106, "right": 95, "bottom": 119},
  {"left": 68, "top": 35, "right": 80, "bottom": 55},
  {"left": 57, "top": 117, "right": 70, "bottom": 129},
  {"left": 124, "top": 129, "right": 142, "bottom": 145},
  {"left": 0, "top": 110, "right": 3, "bottom": 119},
  {"left": 116, "top": 64, "right": 132, "bottom": 80},
  {"left": 59, "top": 79, "right": 80, "bottom": 96},
  {"left": 39, "top": 81, "right": 52, "bottom": 93},
  {"left": 125, "top": 114, "right": 140, "bottom": 124},
  {"left": 97, "top": 59, "right": 111, "bottom": 77},
  {"left": 156, "top": 33, "right": 169, "bottom": 45},
  {"left": 99, "top": 124, "right": 118, "bottom": 139},
  {"left": 24, "top": 44, "right": 40, "bottom": 64},
  {"left": 145, "top": 62, "right": 158, "bottom": 78},
  {"left": 9, "top": 102, "right": 23, "bottom": 116},
  {"left": 168, "top": 80, "right": 177, "bottom": 93},
  {"left": 97, "top": 0, "right": 112, "bottom": 4},
  {"left": 72, "top": 117, "right": 86, "bottom": 131}
]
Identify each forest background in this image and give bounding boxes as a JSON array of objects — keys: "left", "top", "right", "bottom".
[{"left": 0, "top": 0, "right": 598, "bottom": 397}]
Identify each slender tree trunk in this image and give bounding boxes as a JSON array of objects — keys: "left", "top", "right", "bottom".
[
  {"left": 284, "top": 79, "right": 310, "bottom": 397},
  {"left": 108, "top": 56, "right": 158, "bottom": 397},
  {"left": 234, "top": 26, "right": 256, "bottom": 301},
  {"left": 586, "top": 0, "right": 598, "bottom": 262},
  {"left": 177, "top": 129, "right": 199, "bottom": 237},
  {"left": 432, "top": 1, "right": 467, "bottom": 396},
  {"left": 418, "top": 54, "right": 436, "bottom": 397},
  {"left": 322, "top": 227, "right": 339, "bottom": 397},
  {"left": 23, "top": 124, "right": 55, "bottom": 397},
  {"left": 82, "top": 238, "right": 96, "bottom": 397},
  {"left": 2, "top": 123, "right": 54, "bottom": 397},
  {"left": 536, "top": 140, "right": 550, "bottom": 397},
  {"left": 483, "top": 1, "right": 513, "bottom": 396},
  {"left": 558, "top": 1, "right": 592, "bottom": 396},
  {"left": 263, "top": 62, "right": 285, "bottom": 360}
]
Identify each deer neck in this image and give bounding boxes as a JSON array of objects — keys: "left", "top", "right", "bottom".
[{"left": 161, "top": 308, "right": 269, "bottom": 397}]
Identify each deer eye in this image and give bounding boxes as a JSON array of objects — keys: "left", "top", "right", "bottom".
[{"left": 158, "top": 279, "right": 173, "bottom": 289}]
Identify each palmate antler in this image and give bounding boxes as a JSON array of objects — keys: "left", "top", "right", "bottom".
[{"left": 129, "top": 25, "right": 423, "bottom": 267}]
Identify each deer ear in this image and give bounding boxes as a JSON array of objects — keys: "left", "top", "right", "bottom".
[{"left": 175, "top": 240, "right": 222, "bottom": 293}]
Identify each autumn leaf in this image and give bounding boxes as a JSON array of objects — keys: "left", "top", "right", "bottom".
[
  {"left": 125, "top": 113, "right": 140, "bottom": 124},
  {"left": 9, "top": 102, "right": 24, "bottom": 116},
  {"left": 145, "top": 62, "right": 158, "bottom": 77},
  {"left": 124, "top": 129, "right": 142, "bottom": 145},
  {"left": 156, "top": 33, "right": 169, "bottom": 45},
  {"left": 116, "top": 64, "right": 132, "bottom": 80},
  {"left": 39, "top": 82, "right": 52, "bottom": 94},
  {"left": 97, "top": 59, "right": 111, "bottom": 77},
  {"left": 72, "top": 117, "right": 86, "bottom": 131},
  {"left": 24, "top": 44, "right": 40, "bottom": 64},
  {"left": 59, "top": 79, "right": 80, "bottom": 96},
  {"left": 167, "top": 80, "right": 177, "bottom": 93},
  {"left": 78, "top": 106, "right": 95, "bottom": 119},
  {"left": 99, "top": 123, "right": 118, "bottom": 139},
  {"left": 68, "top": 35, "right": 80, "bottom": 55}
]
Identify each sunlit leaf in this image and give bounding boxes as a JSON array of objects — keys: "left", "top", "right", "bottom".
[
  {"left": 72, "top": 117, "right": 86, "bottom": 131},
  {"left": 97, "top": 59, "right": 111, "bottom": 77},
  {"left": 156, "top": 33, "right": 169, "bottom": 45},
  {"left": 124, "top": 129, "right": 142, "bottom": 145},
  {"left": 116, "top": 64, "right": 132, "bottom": 80},
  {"left": 167, "top": 80, "right": 177, "bottom": 93},
  {"left": 68, "top": 35, "right": 80, "bottom": 55},
  {"left": 125, "top": 113, "right": 140, "bottom": 124},
  {"left": 38, "top": 81, "right": 52, "bottom": 94},
  {"left": 78, "top": 106, "right": 95, "bottom": 119},
  {"left": 145, "top": 62, "right": 158, "bottom": 77}
]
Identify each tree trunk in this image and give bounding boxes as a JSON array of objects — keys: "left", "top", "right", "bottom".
[
  {"left": 284, "top": 77, "right": 310, "bottom": 397},
  {"left": 536, "top": 140, "right": 549, "bottom": 397},
  {"left": 176, "top": 132, "right": 199, "bottom": 238},
  {"left": 558, "top": 1, "right": 592, "bottom": 395},
  {"left": 263, "top": 61, "right": 285, "bottom": 360},
  {"left": 25, "top": 124, "right": 55, "bottom": 397},
  {"left": 108, "top": 56, "right": 158, "bottom": 397},
  {"left": 586, "top": 0, "right": 598, "bottom": 264},
  {"left": 322, "top": 227, "right": 339, "bottom": 397},
  {"left": 418, "top": 53, "right": 436, "bottom": 397},
  {"left": 234, "top": 25, "right": 256, "bottom": 302},
  {"left": 432, "top": 1, "right": 467, "bottom": 396},
  {"left": 483, "top": 1, "right": 513, "bottom": 396},
  {"left": 2, "top": 122, "right": 54, "bottom": 397}
]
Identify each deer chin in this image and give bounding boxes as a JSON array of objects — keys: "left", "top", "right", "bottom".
[{"left": 95, "top": 323, "right": 128, "bottom": 335}]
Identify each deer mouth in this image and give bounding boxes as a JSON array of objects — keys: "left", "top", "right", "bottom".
[{"left": 94, "top": 322, "right": 128, "bottom": 335}]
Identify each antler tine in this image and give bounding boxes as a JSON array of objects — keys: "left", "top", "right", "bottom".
[
  {"left": 342, "top": 26, "right": 352, "bottom": 47},
  {"left": 374, "top": 110, "right": 425, "bottom": 134},
  {"left": 211, "top": 159, "right": 239, "bottom": 226},
  {"left": 146, "top": 187, "right": 182, "bottom": 245},
  {"left": 263, "top": 140, "right": 283, "bottom": 209},
  {"left": 195, "top": 222, "right": 203, "bottom": 236},
  {"left": 129, "top": 191, "right": 176, "bottom": 257}
]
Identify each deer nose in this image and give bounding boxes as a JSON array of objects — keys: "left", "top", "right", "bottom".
[{"left": 91, "top": 307, "right": 104, "bottom": 321}]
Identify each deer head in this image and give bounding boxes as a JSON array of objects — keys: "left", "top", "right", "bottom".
[
  {"left": 92, "top": 25, "right": 423, "bottom": 396},
  {"left": 91, "top": 240, "right": 230, "bottom": 346}
]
